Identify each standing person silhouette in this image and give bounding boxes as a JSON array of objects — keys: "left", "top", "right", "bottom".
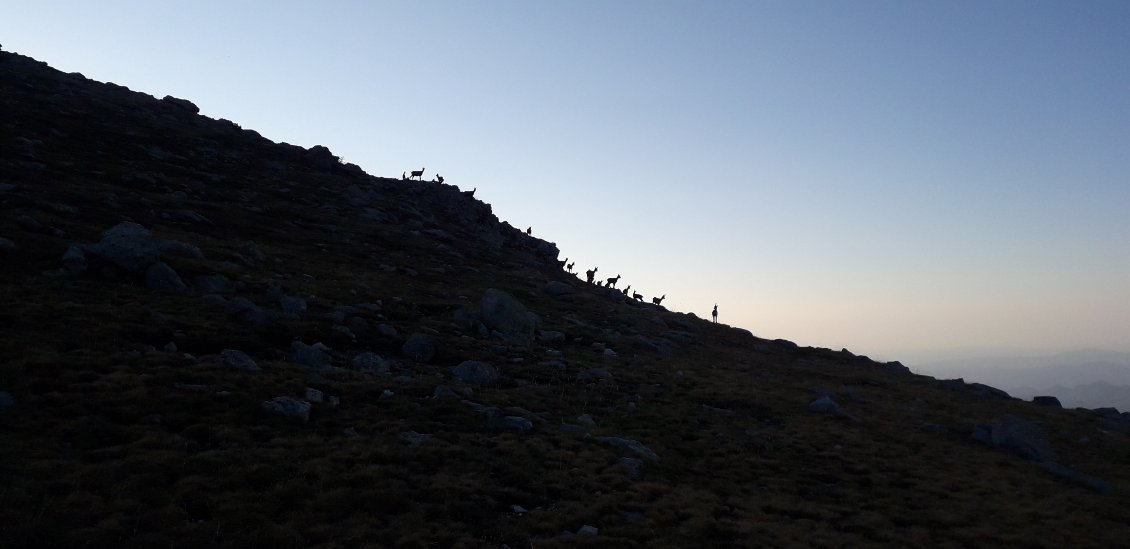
[{"left": 712, "top": 304, "right": 718, "bottom": 323}]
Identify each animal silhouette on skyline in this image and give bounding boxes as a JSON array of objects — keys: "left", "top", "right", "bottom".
[
  {"left": 652, "top": 294, "right": 666, "bottom": 306},
  {"left": 409, "top": 167, "right": 425, "bottom": 180},
  {"left": 606, "top": 274, "right": 621, "bottom": 289},
  {"left": 586, "top": 267, "right": 598, "bottom": 284}
]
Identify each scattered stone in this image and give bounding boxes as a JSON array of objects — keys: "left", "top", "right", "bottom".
[
  {"left": 577, "top": 525, "right": 599, "bottom": 536},
  {"left": 451, "top": 360, "right": 499, "bottom": 386},
  {"left": 145, "top": 261, "right": 187, "bottom": 292},
  {"left": 593, "top": 436, "right": 659, "bottom": 462},
  {"left": 401, "top": 334, "right": 437, "bottom": 363},
  {"left": 379, "top": 390, "right": 395, "bottom": 400},
  {"left": 234, "top": 241, "right": 266, "bottom": 265},
  {"left": 377, "top": 324, "right": 399, "bottom": 338},
  {"left": 491, "top": 415, "right": 534, "bottom": 433},
  {"left": 510, "top": 505, "right": 528, "bottom": 515},
  {"left": 809, "top": 396, "right": 860, "bottom": 422},
  {"left": 219, "top": 349, "right": 259, "bottom": 371},
  {"left": 351, "top": 352, "right": 388, "bottom": 374},
  {"left": 538, "top": 330, "right": 566, "bottom": 343},
  {"left": 304, "top": 387, "right": 324, "bottom": 403},
  {"left": 292, "top": 341, "right": 332, "bottom": 368},
  {"left": 1032, "top": 396, "right": 1062, "bottom": 408},
  {"left": 262, "top": 396, "right": 311, "bottom": 423},
  {"left": 577, "top": 414, "right": 596, "bottom": 426},
  {"left": 578, "top": 368, "right": 613, "bottom": 381},
  {"left": 163, "top": 342, "right": 177, "bottom": 353}
]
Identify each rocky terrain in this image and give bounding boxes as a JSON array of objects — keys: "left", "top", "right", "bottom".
[{"left": 2, "top": 48, "right": 1129, "bottom": 547}]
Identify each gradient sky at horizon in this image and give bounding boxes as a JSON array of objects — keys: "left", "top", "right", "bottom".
[{"left": 4, "top": 1, "right": 1128, "bottom": 364}]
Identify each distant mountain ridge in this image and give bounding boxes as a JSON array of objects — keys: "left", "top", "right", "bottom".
[{"left": 914, "top": 349, "right": 1130, "bottom": 410}]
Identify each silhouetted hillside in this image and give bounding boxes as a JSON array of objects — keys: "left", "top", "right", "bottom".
[{"left": 2, "top": 48, "right": 1129, "bottom": 547}]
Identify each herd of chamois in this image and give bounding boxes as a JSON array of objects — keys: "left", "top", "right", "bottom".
[
  {"left": 403, "top": 168, "right": 711, "bottom": 318},
  {"left": 568, "top": 262, "right": 666, "bottom": 306}
]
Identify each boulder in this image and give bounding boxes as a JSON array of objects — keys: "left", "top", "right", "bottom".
[
  {"left": 451, "top": 360, "right": 499, "bottom": 386},
  {"left": 616, "top": 457, "right": 644, "bottom": 480},
  {"left": 351, "top": 352, "right": 388, "bottom": 374},
  {"left": 480, "top": 288, "right": 537, "bottom": 345},
  {"left": 61, "top": 245, "right": 87, "bottom": 274},
  {"left": 972, "top": 415, "right": 1055, "bottom": 463},
  {"left": 219, "top": 349, "right": 259, "bottom": 371},
  {"left": 292, "top": 341, "right": 332, "bottom": 369},
  {"left": 1032, "top": 396, "right": 1062, "bottom": 408},
  {"left": 491, "top": 415, "right": 534, "bottom": 433},
  {"left": 145, "top": 262, "right": 187, "bottom": 292},
  {"left": 83, "top": 222, "right": 161, "bottom": 273},
  {"left": 401, "top": 334, "right": 437, "bottom": 363}
]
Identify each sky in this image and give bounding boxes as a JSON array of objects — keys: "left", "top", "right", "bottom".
[{"left": 4, "top": 1, "right": 1128, "bottom": 365}]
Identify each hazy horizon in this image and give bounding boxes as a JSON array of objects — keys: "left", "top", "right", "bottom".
[{"left": 3, "top": 1, "right": 1127, "bottom": 363}]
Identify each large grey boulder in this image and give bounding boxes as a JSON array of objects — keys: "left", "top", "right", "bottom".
[
  {"left": 452, "top": 360, "right": 499, "bottom": 386},
  {"left": 145, "top": 262, "right": 187, "bottom": 292},
  {"left": 972, "top": 416, "right": 1054, "bottom": 463},
  {"left": 81, "top": 222, "right": 202, "bottom": 274},
  {"left": 480, "top": 288, "right": 538, "bottom": 344}
]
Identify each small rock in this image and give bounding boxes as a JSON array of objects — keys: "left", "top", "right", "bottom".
[
  {"left": 262, "top": 396, "right": 311, "bottom": 423},
  {"left": 304, "top": 387, "right": 324, "bottom": 403},
  {"left": 577, "top": 525, "right": 599, "bottom": 536},
  {"left": 292, "top": 341, "right": 332, "bottom": 368},
  {"left": 594, "top": 436, "right": 659, "bottom": 462},
  {"left": 163, "top": 342, "right": 177, "bottom": 353},
  {"left": 220, "top": 349, "right": 259, "bottom": 371},
  {"left": 1032, "top": 396, "right": 1062, "bottom": 408},
  {"left": 377, "top": 324, "right": 399, "bottom": 338},
  {"left": 452, "top": 360, "right": 499, "bottom": 386},
  {"left": 577, "top": 414, "right": 596, "bottom": 426},
  {"left": 538, "top": 330, "right": 566, "bottom": 343},
  {"left": 61, "top": 245, "right": 86, "bottom": 273},
  {"left": 351, "top": 352, "right": 388, "bottom": 374},
  {"left": 578, "top": 368, "right": 613, "bottom": 381},
  {"left": 492, "top": 415, "right": 534, "bottom": 433},
  {"left": 379, "top": 389, "right": 395, "bottom": 400},
  {"left": 510, "top": 505, "right": 528, "bottom": 515}
]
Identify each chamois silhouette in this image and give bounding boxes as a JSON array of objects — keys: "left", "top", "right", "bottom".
[
  {"left": 622, "top": 284, "right": 631, "bottom": 296},
  {"left": 586, "top": 267, "right": 598, "bottom": 284},
  {"left": 410, "top": 167, "right": 425, "bottom": 180},
  {"left": 526, "top": 226, "right": 532, "bottom": 236},
  {"left": 401, "top": 171, "right": 407, "bottom": 181},
  {"left": 632, "top": 291, "right": 643, "bottom": 301},
  {"left": 462, "top": 187, "right": 476, "bottom": 198},
  {"left": 606, "top": 274, "right": 621, "bottom": 288},
  {"left": 652, "top": 294, "right": 666, "bottom": 306},
  {"left": 712, "top": 304, "right": 718, "bottom": 323},
  {"left": 434, "top": 174, "right": 444, "bottom": 184},
  {"left": 566, "top": 261, "right": 575, "bottom": 273}
]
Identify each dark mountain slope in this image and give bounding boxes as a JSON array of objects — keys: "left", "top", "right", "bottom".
[{"left": 2, "top": 49, "right": 1129, "bottom": 548}]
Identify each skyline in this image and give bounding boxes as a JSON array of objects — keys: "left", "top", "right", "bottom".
[{"left": 4, "top": 1, "right": 1128, "bottom": 364}]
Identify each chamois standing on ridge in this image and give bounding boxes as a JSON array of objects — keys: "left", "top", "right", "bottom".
[
  {"left": 410, "top": 167, "right": 425, "bottom": 180},
  {"left": 526, "top": 226, "right": 532, "bottom": 235},
  {"left": 652, "top": 294, "right": 666, "bottom": 306},
  {"left": 622, "top": 285, "right": 631, "bottom": 296},
  {"left": 434, "top": 174, "right": 444, "bottom": 184},
  {"left": 606, "top": 274, "right": 621, "bottom": 288},
  {"left": 586, "top": 267, "right": 598, "bottom": 284},
  {"left": 632, "top": 291, "right": 643, "bottom": 301},
  {"left": 566, "top": 261, "right": 575, "bottom": 273}
]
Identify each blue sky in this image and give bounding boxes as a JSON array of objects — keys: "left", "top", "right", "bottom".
[{"left": 4, "top": 1, "right": 1128, "bottom": 363}]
